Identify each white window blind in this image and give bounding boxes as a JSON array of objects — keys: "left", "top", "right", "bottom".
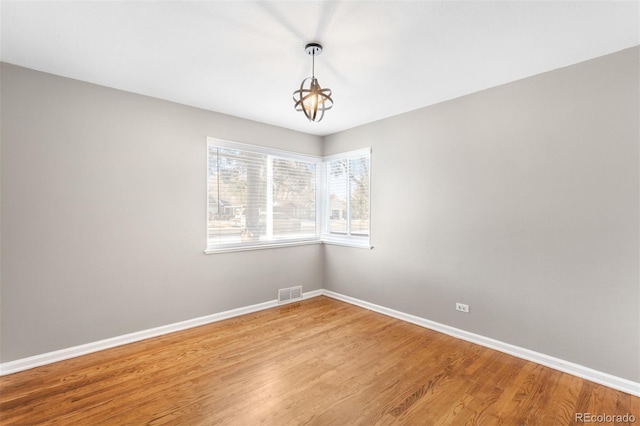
[
  {"left": 323, "top": 149, "right": 371, "bottom": 247},
  {"left": 207, "top": 139, "right": 319, "bottom": 251}
]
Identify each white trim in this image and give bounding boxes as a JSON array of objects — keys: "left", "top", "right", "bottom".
[
  {"left": 321, "top": 239, "right": 373, "bottom": 249},
  {"left": 207, "top": 137, "right": 321, "bottom": 163},
  {"left": 204, "top": 239, "right": 321, "bottom": 254},
  {"left": 0, "top": 289, "right": 323, "bottom": 376},
  {"left": 322, "top": 290, "right": 640, "bottom": 397},
  {"left": 204, "top": 239, "right": 377, "bottom": 255},
  {"left": 323, "top": 147, "right": 371, "bottom": 162}
]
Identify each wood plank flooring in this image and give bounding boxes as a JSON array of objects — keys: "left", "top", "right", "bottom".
[{"left": 1, "top": 296, "right": 638, "bottom": 425}]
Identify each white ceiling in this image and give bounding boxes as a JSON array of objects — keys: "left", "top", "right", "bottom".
[{"left": 1, "top": 1, "right": 638, "bottom": 136}]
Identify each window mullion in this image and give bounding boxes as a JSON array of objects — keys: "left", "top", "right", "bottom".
[
  {"left": 266, "top": 155, "right": 273, "bottom": 239},
  {"left": 346, "top": 160, "right": 351, "bottom": 236},
  {"left": 318, "top": 163, "right": 325, "bottom": 237}
]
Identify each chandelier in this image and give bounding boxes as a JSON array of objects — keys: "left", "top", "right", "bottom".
[{"left": 293, "top": 42, "right": 334, "bottom": 122}]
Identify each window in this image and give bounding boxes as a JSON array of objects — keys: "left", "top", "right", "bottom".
[
  {"left": 206, "top": 139, "right": 371, "bottom": 253},
  {"left": 206, "top": 138, "right": 320, "bottom": 252},
  {"left": 322, "top": 148, "right": 371, "bottom": 248}
]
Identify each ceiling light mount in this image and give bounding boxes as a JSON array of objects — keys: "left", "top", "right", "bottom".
[
  {"left": 293, "top": 42, "right": 333, "bottom": 123},
  {"left": 304, "top": 42, "right": 323, "bottom": 56}
]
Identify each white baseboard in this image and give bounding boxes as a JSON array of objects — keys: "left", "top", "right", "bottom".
[
  {"left": 322, "top": 289, "right": 640, "bottom": 397},
  {"left": 0, "top": 289, "right": 323, "bottom": 376},
  {"left": 2, "top": 288, "right": 637, "bottom": 397}
]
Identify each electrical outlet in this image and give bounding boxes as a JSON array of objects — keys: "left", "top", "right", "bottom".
[{"left": 456, "top": 303, "right": 470, "bottom": 313}]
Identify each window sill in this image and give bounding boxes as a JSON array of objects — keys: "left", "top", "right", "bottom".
[
  {"left": 321, "top": 237, "right": 373, "bottom": 250},
  {"left": 204, "top": 238, "right": 373, "bottom": 254},
  {"left": 204, "top": 239, "right": 321, "bottom": 254}
]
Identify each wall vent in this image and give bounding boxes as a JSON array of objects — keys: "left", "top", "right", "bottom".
[{"left": 278, "top": 286, "right": 303, "bottom": 303}]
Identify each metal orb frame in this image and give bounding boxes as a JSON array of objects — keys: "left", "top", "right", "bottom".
[
  {"left": 293, "top": 43, "right": 333, "bottom": 122},
  {"left": 293, "top": 76, "right": 333, "bottom": 122}
]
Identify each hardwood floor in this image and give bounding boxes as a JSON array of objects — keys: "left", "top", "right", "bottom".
[{"left": 1, "top": 296, "right": 638, "bottom": 425}]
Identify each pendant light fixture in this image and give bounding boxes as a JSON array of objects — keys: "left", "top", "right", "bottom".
[{"left": 293, "top": 42, "right": 333, "bottom": 122}]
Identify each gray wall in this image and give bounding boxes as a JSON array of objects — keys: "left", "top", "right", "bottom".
[
  {"left": 323, "top": 47, "right": 639, "bottom": 382},
  {"left": 0, "top": 63, "right": 324, "bottom": 362}
]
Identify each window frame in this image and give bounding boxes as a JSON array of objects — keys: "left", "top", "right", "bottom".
[
  {"left": 205, "top": 137, "right": 322, "bottom": 254},
  {"left": 321, "top": 148, "right": 372, "bottom": 249},
  {"left": 205, "top": 138, "right": 372, "bottom": 254}
]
